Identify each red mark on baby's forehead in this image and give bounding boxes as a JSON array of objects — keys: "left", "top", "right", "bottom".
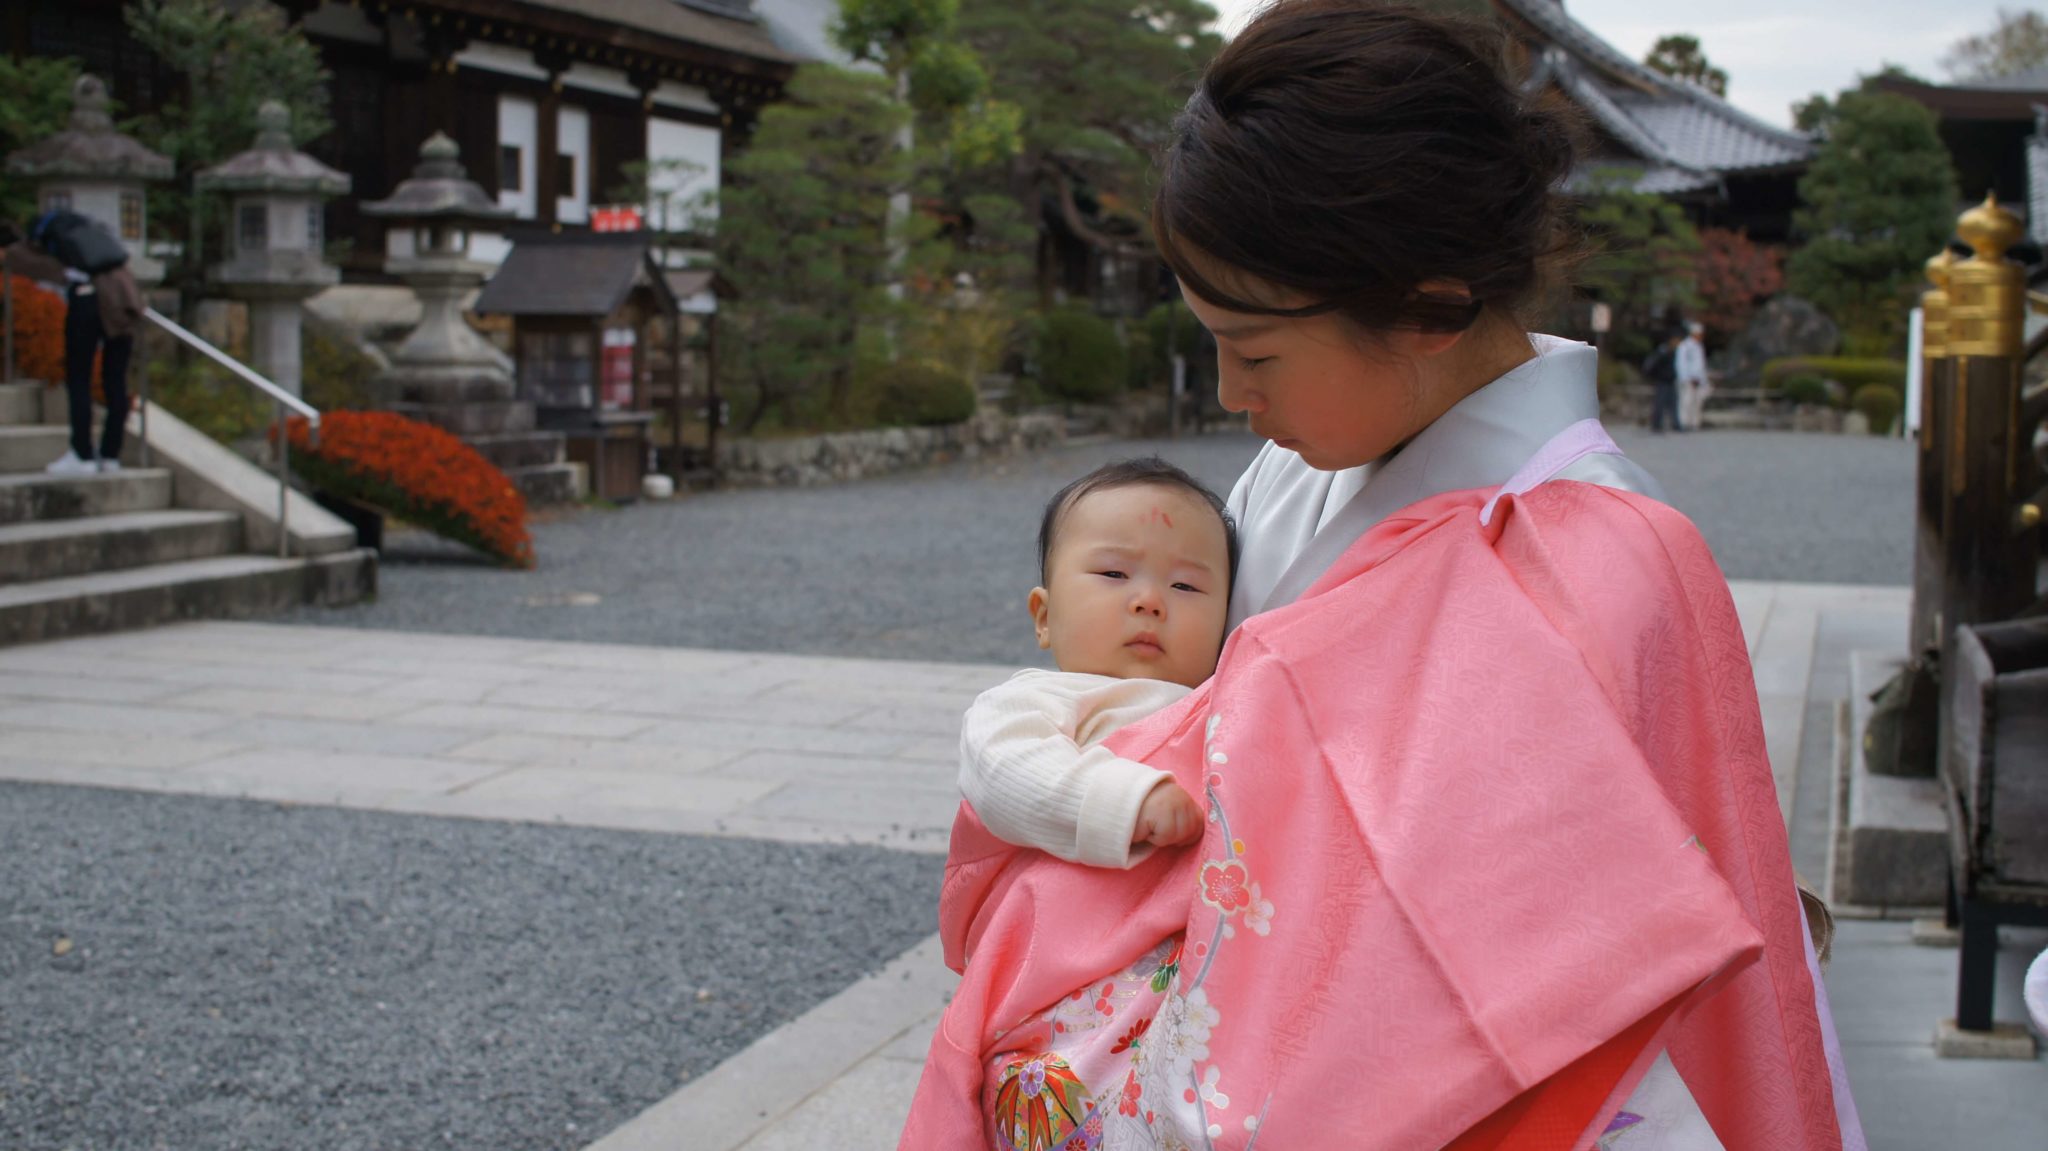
[{"left": 1147, "top": 507, "right": 1174, "bottom": 528}]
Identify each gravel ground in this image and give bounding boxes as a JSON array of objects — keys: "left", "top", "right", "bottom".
[
  {"left": 279, "top": 425, "right": 1913, "bottom": 665},
  {"left": 0, "top": 782, "right": 940, "bottom": 1151}
]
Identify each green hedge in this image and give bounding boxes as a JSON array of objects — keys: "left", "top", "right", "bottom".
[
  {"left": 1035, "top": 307, "right": 1126, "bottom": 403},
  {"left": 873, "top": 362, "right": 977, "bottom": 427},
  {"left": 1781, "top": 375, "right": 1835, "bottom": 408},
  {"left": 1762, "top": 356, "right": 1906, "bottom": 392},
  {"left": 1851, "top": 384, "right": 1902, "bottom": 435}
]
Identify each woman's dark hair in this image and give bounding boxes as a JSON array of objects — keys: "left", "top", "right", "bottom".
[
  {"left": 1039, "top": 458, "right": 1239, "bottom": 589},
  {"left": 1155, "top": 0, "right": 1584, "bottom": 333}
]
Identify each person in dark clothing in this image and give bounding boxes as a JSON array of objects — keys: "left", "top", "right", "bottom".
[
  {"left": 1642, "top": 330, "right": 1682, "bottom": 434},
  {"left": 3, "top": 212, "right": 145, "bottom": 474}
]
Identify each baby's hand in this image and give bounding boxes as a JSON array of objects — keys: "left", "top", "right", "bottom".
[{"left": 1134, "top": 781, "right": 1204, "bottom": 848}]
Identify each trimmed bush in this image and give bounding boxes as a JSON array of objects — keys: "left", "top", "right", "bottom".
[
  {"left": 1762, "top": 356, "right": 1905, "bottom": 392},
  {"left": 280, "top": 410, "right": 534, "bottom": 568},
  {"left": 149, "top": 357, "right": 269, "bottom": 442},
  {"left": 1035, "top": 307, "right": 1125, "bottom": 403},
  {"left": 874, "top": 361, "right": 977, "bottom": 427},
  {"left": 1851, "top": 384, "right": 1902, "bottom": 435},
  {"left": 1781, "top": 375, "right": 1834, "bottom": 408}
]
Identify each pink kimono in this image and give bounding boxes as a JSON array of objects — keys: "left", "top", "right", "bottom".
[{"left": 903, "top": 480, "right": 1848, "bottom": 1150}]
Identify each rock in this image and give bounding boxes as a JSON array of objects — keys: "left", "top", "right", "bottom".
[{"left": 1727, "top": 295, "right": 1840, "bottom": 381}]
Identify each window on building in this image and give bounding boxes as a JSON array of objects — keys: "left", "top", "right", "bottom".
[
  {"left": 238, "top": 203, "right": 267, "bottom": 253},
  {"left": 119, "top": 192, "right": 144, "bottom": 241},
  {"left": 500, "top": 144, "right": 523, "bottom": 192},
  {"left": 556, "top": 154, "right": 576, "bottom": 199},
  {"left": 521, "top": 330, "right": 595, "bottom": 409},
  {"left": 307, "top": 205, "right": 323, "bottom": 250}
]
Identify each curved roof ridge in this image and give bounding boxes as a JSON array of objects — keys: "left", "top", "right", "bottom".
[
  {"left": 1639, "top": 64, "right": 1813, "bottom": 151},
  {"left": 1551, "top": 50, "right": 1681, "bottom": 168}
]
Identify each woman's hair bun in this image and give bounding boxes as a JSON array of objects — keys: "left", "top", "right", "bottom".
[{"left": 1154, "top": 0, "right": 1588, "bottom": 331}]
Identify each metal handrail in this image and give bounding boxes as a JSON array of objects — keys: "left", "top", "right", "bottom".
[{"left": 142, "top": 308, "right": 320, "bottom": 559}]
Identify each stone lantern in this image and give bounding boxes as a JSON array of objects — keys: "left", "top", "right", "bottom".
[
  {"left": 3, "top": 75, "right": 173, "bottom": 285},
  {"left": 359, "top": 132, "right": 516, "bottom": 386},
  {"left": 358, "top": 133, "right": 575, "bottom": 505},
  {"left": 194, "top": 101, "right": 350, "bottom": 398}
]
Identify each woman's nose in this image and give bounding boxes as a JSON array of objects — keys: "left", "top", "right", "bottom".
[{"left": 1216, "top": 361, "right": 1263, "bottom": 414}]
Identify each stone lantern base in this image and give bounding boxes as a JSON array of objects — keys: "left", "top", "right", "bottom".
[{"left": 372, "top": 365, "right": 581, "bottom": 506}]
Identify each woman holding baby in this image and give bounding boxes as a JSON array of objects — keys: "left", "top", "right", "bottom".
[{"left": 904, "top": 2, "right": 1863, "bottom": 1147}]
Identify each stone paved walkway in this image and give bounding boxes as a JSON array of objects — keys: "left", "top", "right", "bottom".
[{"left": 2, "top": 581, "right": 2043, "bottom": 1149}]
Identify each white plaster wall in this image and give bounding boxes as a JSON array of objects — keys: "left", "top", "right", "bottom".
[
  {"left": 498, "top": 95, "right": 538, "bottom": 220},
  {"left": 646, "top": 118, "right": 720, "bottom": 229},
  {"left": 557, "top": 104, "right": 590, "bottom": 225}
]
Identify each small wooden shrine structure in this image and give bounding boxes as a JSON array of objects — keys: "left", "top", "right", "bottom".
[{"left": 472, "top": 232, "right": 679, "bottom": 500}]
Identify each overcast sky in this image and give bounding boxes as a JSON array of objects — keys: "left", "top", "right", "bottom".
[{"left": 1206, "top": 0, "right": 2020, "bottom": 129}]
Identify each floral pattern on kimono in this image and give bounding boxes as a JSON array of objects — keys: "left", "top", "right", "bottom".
[{"left": 985, "top": 716, "right": 1274, "bottom": 1151}]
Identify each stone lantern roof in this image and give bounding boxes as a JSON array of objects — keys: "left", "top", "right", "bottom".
[
  {"left": 195, "top": 102, "right": 350, "bottom": 197},
  {"left": 4, "top": 75, "right": 173, "bottom": 182},
  {"left": 360, "top": 132, "right": 513, "bottom": 229}
]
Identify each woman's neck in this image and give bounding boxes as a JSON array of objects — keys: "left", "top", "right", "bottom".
[{"left": 1408, "top": 313, "right": 1539, "bottom": 433}]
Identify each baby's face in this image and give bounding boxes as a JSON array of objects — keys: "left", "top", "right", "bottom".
[{"left": 1030, "top": 483, "right": 1231, "bottom": 688}]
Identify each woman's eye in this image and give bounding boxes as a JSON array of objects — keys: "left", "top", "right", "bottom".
[{"left": 1240, "top": 356, "right": 1272, "bottom": 371}]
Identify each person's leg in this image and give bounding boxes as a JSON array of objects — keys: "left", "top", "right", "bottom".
[
  {"left": 98, "top": 333, "right": 132, "bottom": 461},
  {"left": 62, "top": 287, "right": 99, "bottom": 460}
]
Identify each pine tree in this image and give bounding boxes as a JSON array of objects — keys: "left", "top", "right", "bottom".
[
  {"left": 715, "top": 66, "right": 919, "bottom": 431},
  {"left": 1787, "top": 89, "right": 1958, "bottom": 354}
]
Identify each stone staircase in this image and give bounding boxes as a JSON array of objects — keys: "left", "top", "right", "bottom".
[{"left": 0, "top": 380, "right": 375, "bottom": 646}]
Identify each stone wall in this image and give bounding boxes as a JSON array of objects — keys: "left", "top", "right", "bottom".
[{"left": 718, "top": 410, "right": 1065, "bottom": 488}]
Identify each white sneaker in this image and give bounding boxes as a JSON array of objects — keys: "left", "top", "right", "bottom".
[
  {"left": 98, "top": 458, "right": 122, "bottom": 473},
  {"left": 44, "top": 450, "right": 96, "bottom": 477}
]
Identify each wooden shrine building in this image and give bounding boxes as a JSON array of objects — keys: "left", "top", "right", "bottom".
[
  {"left": 472, "top": 232, "right": 681, "bottom": 501},
  {"left": 1495, "top": 0, "right": 1814, "bottom": 242},
  {"left": 10, "top": 0, "right": 799, "bottom": 277}
]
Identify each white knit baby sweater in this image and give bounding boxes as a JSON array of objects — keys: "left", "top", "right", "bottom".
[{"left": 958, "top": 668, "right": 1190, "bottom": 868}]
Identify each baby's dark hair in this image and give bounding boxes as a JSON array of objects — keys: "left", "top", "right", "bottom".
[
  {"left": 1155, "top": 0, "right": 1585, "bottom": 333},
  {"left": 1038, "top": 458, "right": 1238, "bottom": 588}
]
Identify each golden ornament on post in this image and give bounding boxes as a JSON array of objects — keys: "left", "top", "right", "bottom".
[
  {"left": 1921, "top": 248, "right": 1954, "bottom": 361},
  {"left": 1946, "top": 193, "right": 2024, "bottom": 359}
]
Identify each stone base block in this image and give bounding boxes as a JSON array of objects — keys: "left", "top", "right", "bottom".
[
  {"left": 1830, "top": 651, "right": 1949, "bottom": 908},
  {"left": 1934, "top": 1019, "right": 2038, "bottom": 1060},
  {"left": 375, "top": 372, "right": 517, "bottom": 406},
  {"left": 0, "top": 382, "right": 42, "bottom": 424},
  {"left": 510, "top": 463, "right": 581, "bottom": 507},
  {"left": 469, "top": 431, "right": 567, "bottom": 471},
  {"left": 387, "top": 401, "right": 536, "bottom": 436}
]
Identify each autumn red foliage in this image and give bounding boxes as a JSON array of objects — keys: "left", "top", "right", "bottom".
[
  {"left": 1695, "top": 228, "right": 1785, "bottom": 341},
  {"left": 5, "top": 273, "right": 69, "bottom": 383},
  {"left": 280, "top": 410, "right": 534, "bottom": 568},
  {"left": 4, "top": 274, "right": 107, "bottom": 395}
]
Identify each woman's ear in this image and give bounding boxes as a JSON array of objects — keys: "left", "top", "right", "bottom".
[
  {"left": 1027, "top": 587, "right": 1052, "bottom": 650},
  {"left": 1404, "top": 278, "right": 1476, "bottom": 358}
]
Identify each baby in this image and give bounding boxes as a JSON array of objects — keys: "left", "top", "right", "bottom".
[{"left": 958, "top": 458, "right": 1235, "bottom": 867}]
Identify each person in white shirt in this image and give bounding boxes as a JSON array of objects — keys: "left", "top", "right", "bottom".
[
  {"left": 1677, "top": 320, "right": 1711, "bottom": 431},
  {"left": 958, "top": 458, "right": 1233, "bottom": 868}
]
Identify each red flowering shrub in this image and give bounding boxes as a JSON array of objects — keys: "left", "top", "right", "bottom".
[
  {"left": 280, "top": 410, "right": 534, "bottom": 569},
  {"left": 1695, "top": 228, "right": 1785, "bottom": 341},
  {"left": 5, "top": 273, "right": 69, "bottom": 383}
]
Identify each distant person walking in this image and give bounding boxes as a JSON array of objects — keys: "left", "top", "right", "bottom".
[
  {"left": 2, "top": 210, "right": 144, "bottom": 475},
  {"left": 1677, "top": 321, "right": 1710, "bottom": 431},
  {"left": 1644, "top": 329, "right": 1682, "bottom": 433}
]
